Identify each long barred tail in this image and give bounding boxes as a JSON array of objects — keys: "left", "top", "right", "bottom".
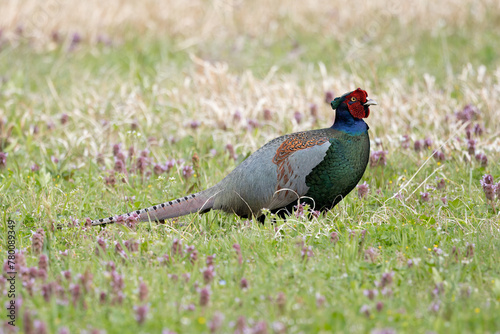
[{"left": 91, "top": 188, "right": 218, "bottom": 226}]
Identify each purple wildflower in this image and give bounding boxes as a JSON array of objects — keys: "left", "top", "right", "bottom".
[
  {"left": 420, "top": 192, "right": 431, "bottom": 202},
  {"left": 60, "top": 113, "right": 69, "bottom": 125},
  {"left": 316, "top": 293, "right": 326, "bottom": 307},
  {"left": 276, "top": 292, "right": 286, "bottom": 312},
  {"left": 33, "top": 320, "right": 48, "bottom": 334},
  {"left": 79, "top": 269, "right": 93, "bottom": 293},
  {"left": 441, "top": 196, "right": 448, "bottom": 205},
  {"left": 272, "top": 321, "right": 286, "bottom": 334},
  {"left": 136, "top": 156, "right": 149, "bottom": 175},
  {"left": 252, "top": 321, "right": 268, "bottom": 334},
  {"left": 59, "top": 327, "right": 70, "bottom": 334},
  {"left": 456, "top": 104, "right": 478, "bottom": 122},
  {"left": 363, "top": 289, "right": 378, "bottom": 300},
  {"left": 429, "top": 301, "right": 440, "bottom": 313},
  {"left": 436, "top": 178, "right": 446, "bottom": 190},
  {"left": 96, "top": 237, "right": 106, "bottom": 255},
  {"left": 233, "top": 110, "right": 242, "bottom": 122},
  {"left": 360, "top": 304, "right": 370, "bottom": 317},
  {"left": 414, "top": 139, "right": 423, "bottom": 152},
  {"left": 364, "top": 247, "right": 379, "bottom": 263},
  {"left": 370, "top": 150, "right": 387, "bottom": 167},
  {"left": 379, "top": 271, "right": 394, "bottom": 288},
  {"left": 139, "top": 280, "right": 148, "bottom": 302},
  {"left": 71, "top": 32, "right": 81, "bottom": 45},
  {"left": 46, "top": 120, "right": 55, "bottom": 130},
  {"left": 293, "top": 111, "right": 303, "bottom": 124},
  {"left": 424, "top": 137, "right": 433, "bottom": 149},
  {"left": 124, "top": 239, "right": 139, "bottom": 253},
  {"left": 199, "top": 287, "right": 210, "bottom": 306},
  {"left": 153, "top": 163, "right": 166, "bottom": 175},
  {"left": 225, "top": 143, "right": 236, "bottom": 160},
  {"left": 475, "top": 153, "right": 488, "bottom": 167},
  {"left": 30, "top": 163, "right": 40, "bottom": 172},
  {"left": 330, "top": 231, "right": 339, "bottom": 244},
  {"left": 433, "top": 247, "right": 443, "bottom": 255},
  {"left": 70, "top": 284, "right": 81, "bottom": 306},
  {"left": 294, "top": 202, "right": 305, "bottom": 218},
  {"left": 112, "top": 143, "right": 121, "bottom": 156},
  {"left": 263, "top": 109, "right": 273, "bottom": 120},
  {"left": 240, "top": 277, "right": 249, "bottom": 289},
  {"left": 206, "top": 254, "right": 216, "bottom": 267},
  {"left": 324, "top": 90, "right": 335, "bottom": 104},
  {"left": 474, "top": 123, "right": 484, "bottom": 136},
  {"left": 400, "top": 134, "right": 410, "bottom": 149},
  {"left": 357, "top": 181, "right": 370, "bottom": 199},
  {"left": 233, "top": 243, "right": 243, "bottom": 265},
  {"left": 209, "top": 312, "right": 224, "bottom": 333},
  {"left": 203, "top": 267, "right": 215, "bottom": 284},
  {"left": 38, "top": 254, "right": 48, "bottom": 272},
  {"left": 189, "top": 120, "right": 201, "bottom": 129},
  {"left": 134, "top": 305, "right": 149, "bottom": 325},
  {"left": 171, "top": 238, "right": 183, "bottom": 257},
  {"left": 247, "top": 119, "right": 260, "bottom": 130},
  {"left": 466, "top": 242, "right": 475, "bottom": 257},
  {"left": 433, "top": 150, "right": 445, "bottom": 161},
  {"left": 467, "top": 139, "right": 476, "bottom": 155},
  {"left": 480, "top": 174, "right": 495, "bottom": 201},
  {"left": 0, "top": 152, "right": 8, "bottom": 168},
  {"left": 31, "top": 232, "right": 44, "bottom": 254},
  {"left": 182, "top": 165, "right": 194, "bottom": 179},
  {"left": 114, "top": 158, "right": 126, "bottom": 173},
  {"left": 310, "top": 103, "right": 318, "bottom": 118},
  {"left": 301, "top": 245, "right": 314, "bottom": 261},
  {"left": 234, "top": 316, "right": 247, "bottom": 334}
]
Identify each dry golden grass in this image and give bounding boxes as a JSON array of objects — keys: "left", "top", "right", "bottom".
[{"left": 1, "top": 0, "right": 499, "bottom": 44}]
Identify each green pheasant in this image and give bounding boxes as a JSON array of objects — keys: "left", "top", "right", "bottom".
[{"left": 92, "top": 88, "right": 376, "bottom": 226}]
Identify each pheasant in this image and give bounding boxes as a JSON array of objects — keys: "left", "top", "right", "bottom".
[{"left": 91, "top": 88, "right": 376, "bottom": 226}]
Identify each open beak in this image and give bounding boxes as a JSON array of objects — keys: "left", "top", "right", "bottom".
[{"left": 364, "top": 99, "right": 377, "bottom": 106}]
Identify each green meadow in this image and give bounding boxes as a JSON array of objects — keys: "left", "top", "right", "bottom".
[{"left": 0, "top": 0, "right": 499, "bottom": 333}]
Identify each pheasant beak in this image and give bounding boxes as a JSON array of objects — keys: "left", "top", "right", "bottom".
[{"left": 364, "top": 99, "right": 377, "bottom": 106}]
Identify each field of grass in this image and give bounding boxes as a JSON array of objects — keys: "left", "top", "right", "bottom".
[{"left": 1, "top": 0, "right": 500, "bottom": 333}]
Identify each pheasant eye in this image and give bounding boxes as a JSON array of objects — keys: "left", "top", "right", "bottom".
[{"left": 350, "top": 97, "right": 357, "bottom": 102}]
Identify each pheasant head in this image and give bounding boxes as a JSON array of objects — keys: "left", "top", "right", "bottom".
[{"left": 330, "top": 88, "right": 377, "bottom": 119}]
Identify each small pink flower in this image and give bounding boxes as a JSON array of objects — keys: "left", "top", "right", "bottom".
[
  {"left": 240, "top": 277, "right": 248, "bottom": 289},
  {"left": 420, "top": 192, "right": 431, "bottom": 202},
  {"left": 293, "top": 111, "right": 303, "bottom": 124},
  {"left": 139, "top": 280, "right": 148, "bottom": 302},
  {"left": 134, "top": 305, "right": 149, "bottom": 325},
  {"left": 414, "top": 140, "right": 423, "bottom": 152},
  {"left": 203, "top": 266, "right": 215, "bottom": 284},
  {"left": 475, "top": 153, "right": 488, "bottom": 167},
  {"left": 357, "top": 181, "right": 369, "bottom": 199},
  {"left": 182, "top": 165, "right": 194, "bottom": 179},
  {"left": 199, "top": 287, "right": 210, "bottom": 306},
  {"left": 324, "top": 90, "right": 335, "bottom": 104},
  {"left": 0, "top": 152, "right": 8, "bottom": 168},
  {"left": 370, "top": 150, "right": 387, "bottom": 167},
  {"left": 263, "top": 109, "right": 273, "bottom": 120},
  {"left": 424, "top": 137, "right": 433, "bottom": 149},
  {"left": 400, "top": 135, "right": 410, "bottom": 149},
  {"left": 310, "top": 103, "right": 318, "bottom": 118}
]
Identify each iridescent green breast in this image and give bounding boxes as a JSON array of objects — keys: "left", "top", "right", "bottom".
[{"left": 303, "top": 131, "right": 370, "bottom": 210}]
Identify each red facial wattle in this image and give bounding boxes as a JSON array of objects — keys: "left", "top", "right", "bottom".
[{"left": 346, "top": 88, "right": 370, "bottom": 119}]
